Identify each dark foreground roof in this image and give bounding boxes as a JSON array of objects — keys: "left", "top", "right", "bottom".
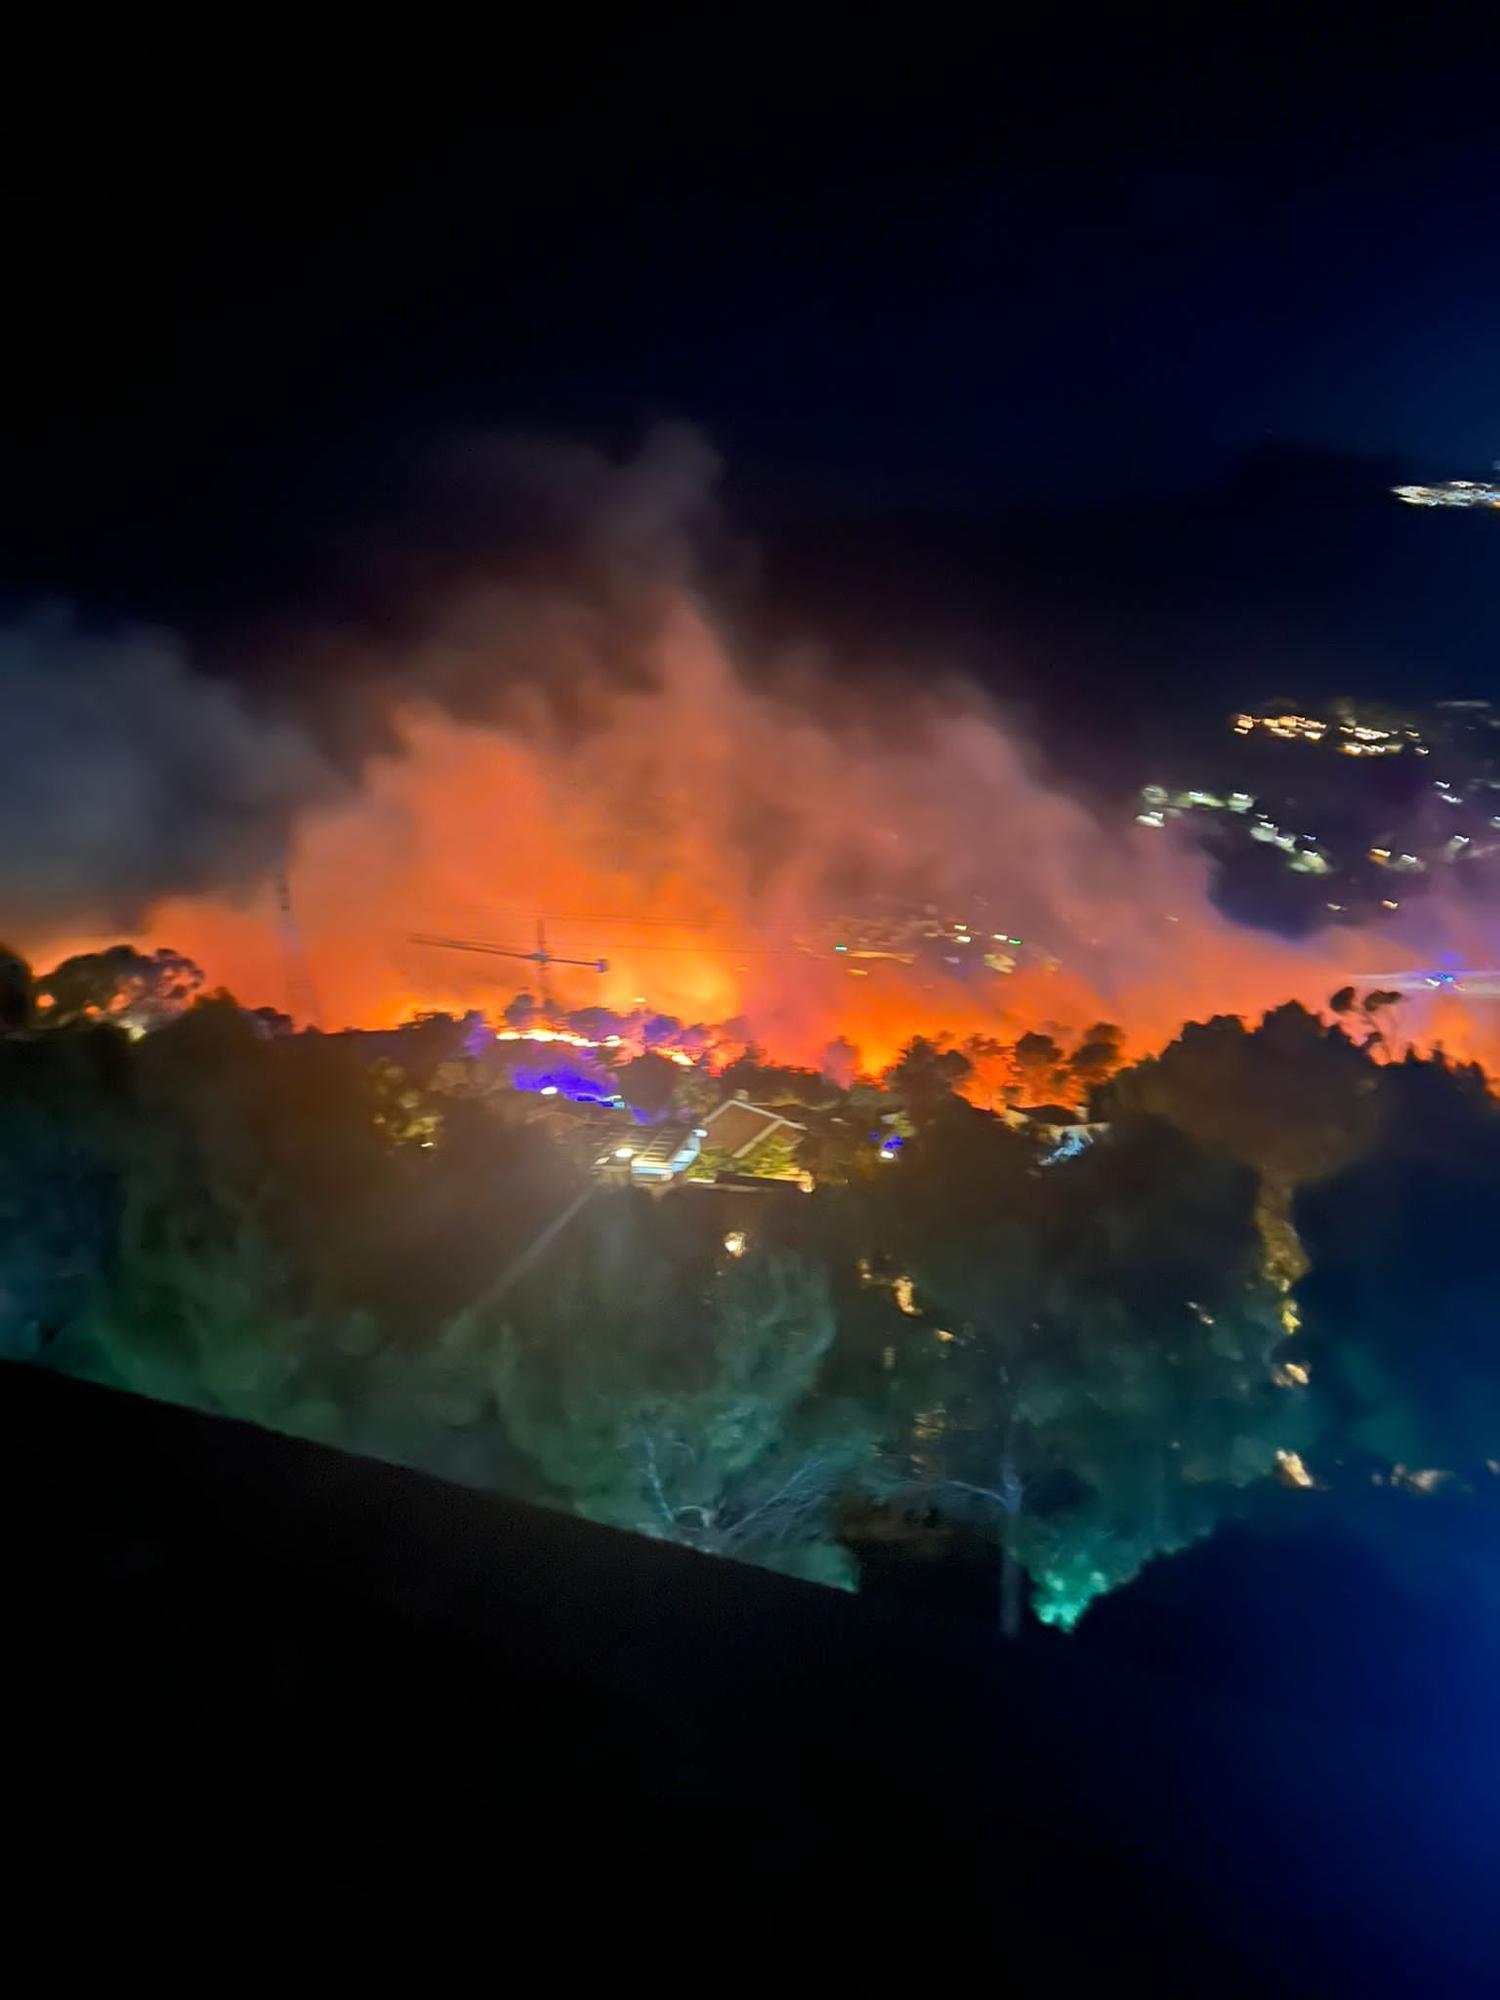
[{"left": 4, "top": 1362, "right": 1495, "bottom": 1985}]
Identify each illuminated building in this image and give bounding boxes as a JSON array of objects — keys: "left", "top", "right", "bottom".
[
  {"left": 1231, "top": 705, "right": 1420, "bottom": 754},
  {"left": 1392, "top": 478, "right": 1500, "bottom": 509},
  {"left": 627, "top": 1120, "right": 706, "bottom": 1183},
  {"left": 825, "top": 908, "right": 1026, "bottom": 973},
  {"left": 1002, "top": 1103, "right": 1108, "bottom": 1162},
  {"left": 698, "top": 1098, "right": 808, "bottom": 1173},
  {"left": 1132, "top": 682, "right": 1500, "bottom": 911},
  {"left": 1231, "top": 711, "right": 1327, "bottom": 741}
]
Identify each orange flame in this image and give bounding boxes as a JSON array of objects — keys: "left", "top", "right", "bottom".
[{"left": 28, "top": 597, "right": 1500, "bottom": 1078}]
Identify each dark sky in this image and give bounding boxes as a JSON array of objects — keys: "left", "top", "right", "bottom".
[{"left": 4, "top": 19, "right": 1499, "bottom": 741}]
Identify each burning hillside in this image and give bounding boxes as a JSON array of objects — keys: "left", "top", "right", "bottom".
[
  {"left": 10, "top": 432, "right": 1495, "bottom": 1077},
  {"left": 26, "top": 596, "right": 1412, "bottom": 1075}
]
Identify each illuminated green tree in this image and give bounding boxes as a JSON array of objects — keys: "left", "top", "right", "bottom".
[
  {"left": 860, "top": 1097, "right": 1057, "bottom": 1631},
  {"left": 859, "top": 1098, "right": 1307, "bottom": 1630},
  {"left": 62, "top": 1175, "right": 346, "bottom": 1442},
  {"left": 368, "top": 1058, "right": 443, "bottom": 1149},
  {"left": 0, "top": 1022, "right": 128, "bottom": 1359},
  {"left": 487, "top": 1216, "right": 873, "bottom": 1584},
  {"left": 1020, "top": 1117, "right": 1305, "bottom": 1626},
  {"left": 734, "top": 1127, "right": 806, "bottom": 1180}
]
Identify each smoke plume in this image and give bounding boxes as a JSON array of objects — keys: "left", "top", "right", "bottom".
[
  {"left": 0, "top": 609, "right": 336, "bottom": 937},
  {"left": 7, "top": 427, "right": 1467, "bottom": 1070}
]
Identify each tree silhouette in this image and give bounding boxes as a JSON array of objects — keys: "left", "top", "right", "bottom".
[
  {"left": 1299, "top": 1052, "right": 1500, "bottom": 1477},
  {"left": 616, "top": 1049, "right": 679, "bottom": 1118},
  {"left": 0, "top": 944, "right": 32, "bottom": 1032},
  {"left": 35, "top": 946, "right": 204, "bottom": 1034},
  {"left": 883, "top": 1036, "right": 973, "bottom": 1124},
  {"left": 1102, "top": 1004, "right": 1380, "bottom": 1286}
]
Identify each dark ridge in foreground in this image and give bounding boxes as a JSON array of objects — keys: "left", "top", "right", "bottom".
[{"left": 6, "top": 1363, "right": 1495, "bottom": 1987}]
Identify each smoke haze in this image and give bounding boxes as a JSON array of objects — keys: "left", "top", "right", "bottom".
[
  {"left": 0, "top": 610, "right": 336, "bottom": 936},
  {"left": 6, "top": 428, "right": 1482, "bottom": 1071}
]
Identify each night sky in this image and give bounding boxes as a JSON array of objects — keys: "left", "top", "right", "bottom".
[{"left": 5, "top": 22, "right": 1500, "bottom": 753}]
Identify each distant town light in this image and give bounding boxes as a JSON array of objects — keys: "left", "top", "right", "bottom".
[{"left": 1393, "top": 479, "right": 1500, "bottom": 509}]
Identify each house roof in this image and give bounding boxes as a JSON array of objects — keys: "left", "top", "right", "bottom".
[
  {"left": 631, "top": 1121, "right": 699, "bottom": 1170},
  {"left": 701, "top": 1099, "right": 806, "bottom": 1158}
]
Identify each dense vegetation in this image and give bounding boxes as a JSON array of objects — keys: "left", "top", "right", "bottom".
[{"left": 5, "top": 941, "right": 1499, "bottom": 1630}]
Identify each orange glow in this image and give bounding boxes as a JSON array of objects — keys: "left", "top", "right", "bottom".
[{"left": 23, "top": 597, "right": 1500, "bottom": 1079}]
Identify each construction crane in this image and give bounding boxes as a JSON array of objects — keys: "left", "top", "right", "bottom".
[
  {"left": 409, "top": 919, "right": 609, "bottom": 1020},
  {"left": 274, "top": 870, "right": 324, "bottom": 1029}
]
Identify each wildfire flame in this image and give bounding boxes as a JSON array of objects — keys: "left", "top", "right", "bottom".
[{"left": 28, "top": 594, "right": 1500, "bottom": 1078}]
